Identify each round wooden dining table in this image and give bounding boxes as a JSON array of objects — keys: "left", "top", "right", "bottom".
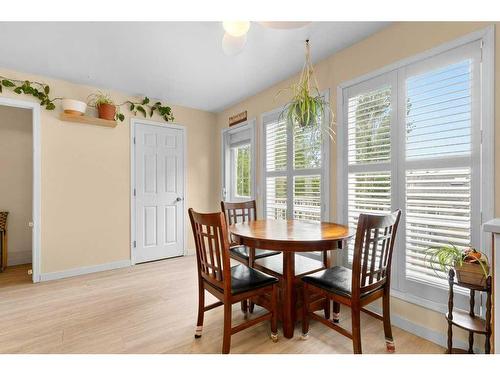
[{"left": 229, "top": 219, "right": 353, "bottom": 338}]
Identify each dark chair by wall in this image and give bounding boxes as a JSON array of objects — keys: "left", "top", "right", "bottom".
[
  {"left": 301, "top": 210, "right": 401, "bottom": 354},
  {"left": 188, "top": 208, "right": 279, "bottom": 354}
]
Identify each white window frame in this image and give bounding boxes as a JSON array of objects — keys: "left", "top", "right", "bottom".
[
  {"left": 336, "top": 27, "right": 494, "bottom": 313},
  {"left": 221, "top": 119, "right": 257, "bottom": 202},
  {"left": 261, "top": 90, "right": 331, "bottom": 222}
]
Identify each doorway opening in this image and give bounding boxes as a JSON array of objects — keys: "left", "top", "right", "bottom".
[{"left": 0, "top": 99, "right": 41, "bottom": 284}]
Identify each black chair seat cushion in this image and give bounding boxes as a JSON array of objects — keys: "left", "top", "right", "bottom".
[
  {"left": 230, "top": 245, "right": 280, "bottom": 260},
  {"left": 302, "top": 266, "right": 375, "bottom": 298},
  {"left": 230, "top": 264, "right": 278, "bottom": 295}
]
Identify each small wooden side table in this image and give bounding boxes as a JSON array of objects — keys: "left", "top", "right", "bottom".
[{"left": 446, "top": 268, "right": 492, "bottom": 354}]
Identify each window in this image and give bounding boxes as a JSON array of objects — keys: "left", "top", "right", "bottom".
[
  {"left": 222, "top": 120, "right": 255, "bottom": 202},
  {"left": 231, "top": 144, "right": 251, "bottom": 198},
  {"left": 263, "top": 102, "right": 329, "bottom": 222},
  {"left": 339, "top": 40, "right": 488, "bottom": 308}
]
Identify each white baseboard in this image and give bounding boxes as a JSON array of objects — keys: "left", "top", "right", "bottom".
[
  {"left": 184, "top": 248, "right": 195, "bottom": 256},
  {"left": 40, "top": 259, "right": 132, "bottom": 282},
  {"left": 7, "top": 250, "right": 32, "bottom": 266},
  {"left": 367, "top": 305, "right": 484, "bottom": 353}
]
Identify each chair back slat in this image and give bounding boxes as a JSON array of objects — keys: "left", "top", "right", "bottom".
[
  {"left": 351, "top": 210, "right": 401, "bottom": 297},
  {"left": 221, "top": 200, "right": 257, "bottom": 225},
  {"left": 189, "top": 209, "right": 231, "bottom": 291}
]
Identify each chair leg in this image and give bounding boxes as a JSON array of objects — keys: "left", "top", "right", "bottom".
[
  {"left": 241, "top": 299, "right": 248, "bottom": 314},
  {"left": 270, "top": 284, "right": 278, "bottom": 342},
  {"left": 249, "top": 301, "right": 255, "bottom": 313},
  {"left": 222, "top": 301, "right": 232, "bottom": 354},
  {"left": 195, "top": 286, "right": 205, "bottom": 338},
  {"left": 323, "top": 298, "right": 331, "bottom": 320},
  {"left": 351, "top": 306, "right": 362, "bottom": 354},
  {"left": 382, "top": 289, "right": 395, "bottom": 352},
  {"left": 301, "top": 283, "right": 310, "bottom": 340},
  {"left": 333, "top": 301, "right": 341, "bottom": 323}
]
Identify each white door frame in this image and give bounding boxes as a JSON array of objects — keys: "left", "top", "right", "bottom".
[
  {"left": 0, "top": 97, "right": 41, "bottom": 283},
  {"left": 130, "top": 118, "right": 187, "bottom": 265}
]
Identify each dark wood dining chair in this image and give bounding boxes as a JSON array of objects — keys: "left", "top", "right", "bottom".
[
  {"left": 188, "top": 208, "right": 279, "bottom": 354},
  {"left": 301, "top": 210, "right": 401, "bottom": 354},
  {"left": 221, "top": 200, "right": 280, "bottom": 313},
  {"left": 221, "top": 200, "right": 280, "bottom": 266}
]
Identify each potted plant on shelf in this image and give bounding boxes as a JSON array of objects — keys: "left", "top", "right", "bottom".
[
  {"left": 87, "top": 91, "right": 117, "bottom": 121},
  {"left": 425, "top": 244, "right": 489, "bottom": 287}
]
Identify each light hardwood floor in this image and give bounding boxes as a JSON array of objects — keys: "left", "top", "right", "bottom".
[{"left": 0, "top": 257, "right": 444, "bottom": 354}]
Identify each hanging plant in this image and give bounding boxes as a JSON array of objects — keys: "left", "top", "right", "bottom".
[
  {"left": 277, "top": 40, "right": 334, "bottom": 140},
  {"left": 0, "top": 76, "right": 61, "bottom": 110}
]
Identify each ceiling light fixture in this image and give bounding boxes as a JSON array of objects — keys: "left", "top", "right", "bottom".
[{"left": 222, "top": 21, "right": 251, "bottom": 37}]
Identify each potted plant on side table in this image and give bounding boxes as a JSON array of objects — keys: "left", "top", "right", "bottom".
[{"left": 425, "top": 244, "right": 489, "bottom": 287}]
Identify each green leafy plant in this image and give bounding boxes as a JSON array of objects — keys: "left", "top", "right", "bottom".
[
  {"left": 87, "top": 91, "right": 174, "bottom": 123},
  {"left": 87, "top": 91, "right": 114, "bottom": 107},
  {"left": 425, "top": 244, "right": 489, "bottom": 279},
  {"left": 124, "top": 97, "right": 174, "bottom": 123},
  {"left": 0, "top": 76, "right": 61, "bottom": 110},
  {"left": 277, "top": 40, "right": 334, "bottom": 140}
]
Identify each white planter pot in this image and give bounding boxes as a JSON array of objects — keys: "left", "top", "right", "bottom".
[{"left": 62, "top": 99, "right": 87, "bottom": 115}]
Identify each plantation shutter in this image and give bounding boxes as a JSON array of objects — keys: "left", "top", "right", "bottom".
[
  {"left": 402, "top": 42, "right": 480, "bottom": 290},
  {"left": 263, "top": 99, "right": 328, "bottom": 222},
  {"left": 344, "top": 74, "right": 396, "bottom": 263},
  {"left": 341, "top": 40, "right": 481, "bottom": 307}
]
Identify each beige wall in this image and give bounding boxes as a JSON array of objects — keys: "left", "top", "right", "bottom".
[
  {"left": 215, "top": 22, "right": 497, "bottom": 347},
  {"left": 0, "top": 67, "right": 219, "bottom": 274},
  {"left": 0, "top": 105, "right": 33, "bottom": 266}
]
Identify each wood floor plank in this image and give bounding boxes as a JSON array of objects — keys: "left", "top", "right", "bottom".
[{"left": 0, "top": 258, "right": 444, "bottom": 354}]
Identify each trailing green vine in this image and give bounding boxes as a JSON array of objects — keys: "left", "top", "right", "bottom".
[
  {"left": 0, "top": 76, "right": 61, "bottom": 110},
  {"left": 120, "top": 97, "right": 174, "bottom": 122},
  {"left": 0, "top": 76, "right": 175, "bottom": 123}
]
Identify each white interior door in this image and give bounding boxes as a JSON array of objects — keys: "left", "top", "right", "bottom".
[{"left": 134, "top": 122, "right": 185, "bottom": 263}]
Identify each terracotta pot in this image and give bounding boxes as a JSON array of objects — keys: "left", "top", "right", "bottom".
[{"left": 97, "top": 103, "right": 116, "bottom": 120}]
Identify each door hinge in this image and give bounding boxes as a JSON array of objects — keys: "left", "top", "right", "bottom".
[
  {"left": 480, "top": 129, "right": 483, "bottom": 144},
  {"left": 133, "top": 188, "right": 136, "bottom": 197},
  {"left": 133, "top": 137, "right": 136, "bottom": 145},
  {"left": 133, "top": 241, "right": 136, "bottom": 248}
]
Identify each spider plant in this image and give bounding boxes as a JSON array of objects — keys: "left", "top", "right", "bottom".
[
  {"left": 277, "top": 40, "right": 335, "bottom": 140},
  {"left": 87, "top": 91, "right": 114, "bottom": 107},
  {"left": 425, "top": 244, "right": 489, "bottom": 280}
]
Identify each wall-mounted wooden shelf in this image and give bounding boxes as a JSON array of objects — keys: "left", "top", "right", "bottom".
[{"left": 59, "top": 113, "right": 117, "bottom": 128}]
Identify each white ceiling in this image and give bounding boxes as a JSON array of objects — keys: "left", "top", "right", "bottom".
[{"left": 0, "top": 22, "right": 390, "bottom": 112}]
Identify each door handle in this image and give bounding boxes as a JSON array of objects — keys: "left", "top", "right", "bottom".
[{"left": 175, "top": 197, "right": 184, "bottom": 202}]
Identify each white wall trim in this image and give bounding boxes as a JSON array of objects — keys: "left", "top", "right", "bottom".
[
  {"left": 365, "top": 303, "right": 483, "bottom": 353},
  {"left": 40, "top": 259, "right": 132, "bottom": 282},
  {"left": 0, "top": 96, "right": 41, "bottom": 283},
  {"left": 130, "top": 118, "right": 188, "bottom": 265}
]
